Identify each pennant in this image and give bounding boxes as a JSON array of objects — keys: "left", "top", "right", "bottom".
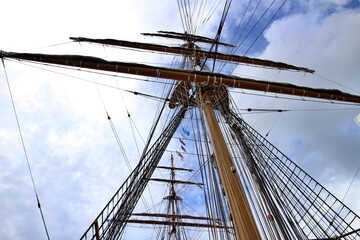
[
  {"left": 176, "top": 151, "right": 184, "bottom": 159},
  {"left": 181, "top": 145, "right": 187, "bottom": 152},
  {"left": 179, "top": 138, "right": 186, "bottom": 146},
  {"left": 182, "top": 127, "right": 190, "bottom": 136}
]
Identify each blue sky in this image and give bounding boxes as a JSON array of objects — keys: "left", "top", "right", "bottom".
[{"left": 1, "top": 0, "right": 360, "bottom": 239}]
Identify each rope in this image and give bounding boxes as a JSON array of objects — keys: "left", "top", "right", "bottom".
[
  {"left": 197, "top": 0, "right": 223, "bottom": 33},
  {"left": 219, "top": 0, "right": 288, "bottom": 73},
  {"left": 232, "top": 0, "right": 262, "bottom": 54},
  {"left": 240, "top": 0, "right": 276, "bottom": 54},
  {"left": 244, "top": 0, "right": 287, "bottom": 56},
  {"left": 341, "top": 165, "right": 360, "bottom": 204},
  {"left": 229, "top": 88, "right": 360, "bottom": 106},
  {"left": 4, "top": 59, "right": 176, "bottom": 88},
  {"left": 335, "top": 164, "right": 360, "bottom": 221},
  {"left": 19, "top": 41, "right": 73, "bottom": 53},
  {"left": 239, "top": 107, "right": 360, "bottom": 114},
  {"left": 201, "top": 0, "right": 232, "bottom": 72},
  {"left": 2, "top": 59, "right": 51, "bottom": 240},
  {"left": 314, "top": 73, "right": 360, "bottom": 95}
]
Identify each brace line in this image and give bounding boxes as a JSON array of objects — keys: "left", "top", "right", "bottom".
[{"left": 2, "top": 59, "right": 51, "bottom": 240}]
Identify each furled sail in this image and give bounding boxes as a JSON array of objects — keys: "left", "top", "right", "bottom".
[{"left": 1, "top": 51, "right": 359, "bottom": 104}]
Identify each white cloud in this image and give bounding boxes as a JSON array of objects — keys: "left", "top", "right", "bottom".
[
  {"left": 239, "top": 3, "right": 360, "bottom": 215},
  {"left": 262, "top": 8, "right": 360, "bottom": 86}
]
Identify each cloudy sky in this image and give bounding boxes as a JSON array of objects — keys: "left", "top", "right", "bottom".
[{"left": 1, "top": 0, "right": 360, "bottom": 239}]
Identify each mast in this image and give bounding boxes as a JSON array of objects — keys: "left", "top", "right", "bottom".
[
  {"left": 1, "top": 32, "right": 360, "bottom": 240},
  {"left": 124, "top": 154, "right": 223, "bottom": 239},
  {"left": 200, "top": 91, "right": 260, "bottom": 239},
  {"left": 167, "top": 154, "right": 180, "bottom": 237}
]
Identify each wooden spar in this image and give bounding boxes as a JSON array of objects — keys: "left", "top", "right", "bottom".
[
  {"left": 131, "top": 213, "right": 220, "bottom": 221},
  {"left": 1, "top": 51, "right": 360, "bottom": 104},
  {"left": 142, "top": 31, "right": 235, "bottom": 47},
  {"left": 70, "top": 37, "right": 314, "bottom": 73},
  {"left": 118, "top": 219, "right": 227, "bottom": 228},
  {"left": 201, "top": 92, "right": 260, "bottom": 239},
  {"left": 157, "top": 165, "right": 193, "bottom": 172},
  {"left": 149, "top": 178, "right": 203, "bottom": 186}
]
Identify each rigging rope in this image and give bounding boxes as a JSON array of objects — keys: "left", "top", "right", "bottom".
[
  {"left": 232, "top": 0, "right": 262, "bottom": 54},
  {"left": 78, "top": 43, "right": 161, "bottom": 233},
  {"left": 194, "top": 100, "right": 235, "bottom": 239},
  {"left": 2, "top": 59, "right": 51, "bottom": 240},
  {"left": 314, "top": 73, "right": 360, "bottom": 95},
  {"left": 244, "top": 0, "right": 287, "bottom": 55},
  {"left": 177, "top": 0, "right": 187, "bottom": 32},
  {"left": 5, "top": 58, "right": 175, "bottom": 87},
  {"left": 194, "top": 112, "right": 219, "bottom": 238},
  {"left": 336, "top": 164, "right": 360, "bottom": 218},
  {"left": 116, "top": 78, "right": 143, "bottom": 156},
  {"left": 243, "top": 0, "right": 287, "bottom": 56},
  {"left": 239, "top": 107, "right": 360, "bottom": 114},
  {"left": 6, "top": 59, "right": 172, "bottom": 103},
  {"left": 19, "top": 41, "right": 73, "bottom": 53},
  {"left": 228, "top": 0, "right": 253, "bottom": 49},
  {"left": 200, "top": 0, "right": 232, "bottom": 72},
  {"left": 229, "top": 88, "right": 360, "bottom": 106},
  {"left": 219, "top": 0, "right": 287, "bottom": 73},
  {"left": 102, "top": 44, "right": 163, "bottom": 233},
  {"left": 197, "top": 0, "right": 224, "bottom": 34},
  {"left": 78, "top": 42, "right": 135, "bottom": 178}
]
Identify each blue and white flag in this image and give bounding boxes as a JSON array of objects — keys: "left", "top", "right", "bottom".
[
  {"left": 179, "top": 138, "right": 186, "bottom": 146},
  {"left": 181, "top": 145, "right": 187, "bottom": 152},
  {"left": 182, "top": 127, "right": 190, "bottom": 136}
]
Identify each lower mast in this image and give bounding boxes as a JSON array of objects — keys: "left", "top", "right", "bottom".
[{"left": 200, "top": 90, "right": 260, "bottom": 240}]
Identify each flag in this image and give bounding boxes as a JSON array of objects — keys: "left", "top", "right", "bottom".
[
  {"left": 181, "top": 145, "right": 186, "bottom": 152},
  {"left": 176, "top": 151, "right": 184, "bottom": 159},
  {"left": 182, "top": 127, "right": 190, "bottom": 136},
  {"left": 179, "top": 138, "right": 186, "bottom": 146}
]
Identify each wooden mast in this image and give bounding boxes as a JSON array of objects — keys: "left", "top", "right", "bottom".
[
  {"left": 124, "top": 154, "right": 224, "bottom": 237},
  {"left": 200, "top": 91, "right": 260, "bottom": 239}
]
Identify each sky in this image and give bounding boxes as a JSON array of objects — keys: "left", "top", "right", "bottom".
[{"left": 1, "top": 0, "right": 360, "bottom": 239}]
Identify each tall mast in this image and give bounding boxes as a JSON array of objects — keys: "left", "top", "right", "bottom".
[
  {"left": 1, "top": 32, "right": 360, "bottom": 240},
  {"left": 200, "top": 91, "right": 260, "bottom": 239},
  {"left": 169, "top": 154, "right": 178, "bottom": 238},
  {"left": 125, "top": 154, "right": 222, "bottom": 239}
]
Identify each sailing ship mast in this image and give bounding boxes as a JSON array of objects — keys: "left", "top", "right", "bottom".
[
  {"left": 124, "top": 154, "right": 223, "bottom": 239},
  {"left": 1, "top": 2, "right": 360, "bottom": 239},
  {"left": 1, "top": 30, "right": 360, "bottom": 239}
]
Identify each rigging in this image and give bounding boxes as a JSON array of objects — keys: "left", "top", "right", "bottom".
[
  {"left": 2, "top": 60, "right": 51, "bottom": 240},
  {"left": 1, "top": 1, "right": 360, "bottom": 239}
]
